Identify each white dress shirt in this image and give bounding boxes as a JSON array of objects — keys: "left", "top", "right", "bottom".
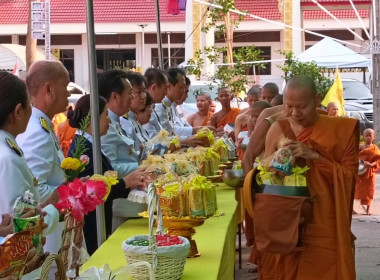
[
  {"left": 172, "top": 102, "right": 193, "bottom": 136},
  {"left": 101, "top": 109, "right": 139, "bottom": 178}
]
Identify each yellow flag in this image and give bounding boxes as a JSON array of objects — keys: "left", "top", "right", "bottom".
[{"left": 321, "top": 70, "right": 345, "bottom": 116}]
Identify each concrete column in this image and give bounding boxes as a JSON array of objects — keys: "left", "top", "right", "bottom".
[
  {"left": 81, "top": 33, "right": 90, "bottom": 92},
  {"left": 284, "top": 0, "right": 292, "bottom": 52},
  {"left": 11, "top": 35, "right": 19, "bottom": 44},
  {"left": 135, "top": 32, "right": 142, "bottom": 71},
  {"left": 292, "top": 0, "right": 303, "bottom": 55},
  {"left": 201, "top": 5, "right": 214, "bottom": 76},
  {"left": 185, "top": 0, "right": 194, "bottom": 63}
]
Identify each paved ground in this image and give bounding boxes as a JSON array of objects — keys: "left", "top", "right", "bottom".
[{"left": 235, "top": 174, "right": 380, "bottom": 280}]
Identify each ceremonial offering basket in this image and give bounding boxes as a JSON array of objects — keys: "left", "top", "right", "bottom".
[
  {"left": 122, "top": 183, "right": 190, "bottom": 280},
  {"left": 162, "top": 217, "right": 205, "bottom": 258}
]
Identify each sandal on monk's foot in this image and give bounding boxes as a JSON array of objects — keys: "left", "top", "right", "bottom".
[{"left": 248, "top": 267, "right": 258, "bottom": 273}]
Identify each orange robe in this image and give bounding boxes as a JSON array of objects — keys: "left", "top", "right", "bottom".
[
  {"left": 216, "top": 108, "right": 241, "bottom": 128},
  {"left": 260, "top": 115, "right": 359, "bottom": 280},
  {"left": 53, "top": 113, "right": 67, "bottom": 134},
  {"left": 355, "top": 144, "right": 380, "bottom": 205},
  {"left": 58, "top": 121, "right": 77, "bottom": 157},
  {"left": 202, "top": 111, "right": 213, "bottom": 126}
]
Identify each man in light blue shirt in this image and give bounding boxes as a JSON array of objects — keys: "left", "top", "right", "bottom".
[
  {"left": 120, "top": 72, "right": 146, "bottom": 154},
  {"left": 98, "top": 70, "right": 140, "bottom": 178},
  {"left": 143, "top": 68, "right": 169, "bottom": 138},
  {"left": 154, "top": 68, "right": 205, "bottom": 146},
  {"left": 16, "top": 60, "right": 69, "bottom": 255},
  {"left": 17, "top": 60, "right": 69, "bottom": 204}
]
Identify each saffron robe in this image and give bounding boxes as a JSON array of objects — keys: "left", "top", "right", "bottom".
[
  {"left": 216, "top": 108, "right": 241, "bottom": 128},
  {"left": 202, "top": 111, "right": 213, "bottom": 126},
  {"left": 58, "top": 121, "right": 76, "bottom": 157},
  {"left": 355, "top": 144, "right": 380, "bottom": 205},
  {"left": 261, "top": 115, "right": 359, "bottom": 280}
]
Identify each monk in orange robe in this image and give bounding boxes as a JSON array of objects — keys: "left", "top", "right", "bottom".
[
  {"left": 187, "top": 93, "right": 213, "bottom": 127},
  {"left": 57, "top": 120, "right": 76, "bottom": 157},
  {"left": 355, "top": 128, "right": 380, "bottom": 215},
  {"left": 209, "top": 87, "right": 240, "bottom": 138},
  {"left": 260, "top": 75, "right": 358, "bottom": 280}
]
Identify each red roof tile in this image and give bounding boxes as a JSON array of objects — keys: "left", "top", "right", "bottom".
[
  {"left": 0, "top": 0, "right": 369, "bottom": 25},
  {"left": 304, "top": 9, "right": 369, "bottom": 18}
]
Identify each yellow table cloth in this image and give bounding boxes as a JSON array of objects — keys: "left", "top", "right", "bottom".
[{"left": 82, "top": 185, "right": 238, "bottom": 280}]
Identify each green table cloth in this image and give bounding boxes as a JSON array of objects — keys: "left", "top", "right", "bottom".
[{"left": 82, "top": 185, "right": 238, "bottom": 280}]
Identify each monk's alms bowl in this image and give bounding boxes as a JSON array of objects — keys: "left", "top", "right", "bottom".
[
  {"left": 358, "top": 160, "right": 367, "bottom": 175},
  {"left": 222, "top": 168, "right": 244, "bottom": 188}
]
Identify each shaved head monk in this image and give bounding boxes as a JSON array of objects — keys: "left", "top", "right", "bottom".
[
  {"left": 355, "top": 128, "right": 380, "bottom": 215},
  {"left": 260, "top": 82, "right": 279, "bottom": 103},
  {"left": 187, "top": 92, "right": 213, "bottom": 127},
  {"left": 209, "top": 87, "right": 240, "bottom": 136},
  {"left": 260, "top": 75, "right": 359, "bottom": 280},
  {"left": 327, "top": 101, "right": 340, "bottom": 116},
  {"left": 234, "top": 86, "right": 261, "bottom": 139}
]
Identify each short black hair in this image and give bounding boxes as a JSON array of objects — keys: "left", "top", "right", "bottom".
[
  {"left": 125, "top": 72, "right": 146, "bottom": 88},
  {"left": 0, "top": 71, "right": 28, "bottom": 128},
  {"left": 165, "top": 68, "right": 186, "bottom": 85},
  {"left": 98, "top": 70, "right": 129, "bottom": 101},
  {"left": 185, "top": 76, "right": 191, "bottom": 86},
  {"left": 140, "top": 91, "right": 154, "bottom": 113},
  {"left": 144, "top": 68, "right": 167, "bottom": 88}
]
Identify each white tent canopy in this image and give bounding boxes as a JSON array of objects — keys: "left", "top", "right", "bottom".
[
  {"left": 297, "top": 37, "right": 371, "bottom": 68},
  {"left": 0, "top": 44, "right": 52, "bottom": 71}
]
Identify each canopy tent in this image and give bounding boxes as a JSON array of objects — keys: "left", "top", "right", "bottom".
[
  {"left": 0, "top": 44, "right": 54, "bottom": 71},
  {"left": 296, "top": 37, "right": 371, "bottom": 68}
]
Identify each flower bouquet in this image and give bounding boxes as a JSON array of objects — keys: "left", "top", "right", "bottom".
[{"left": 60, "top": 112, "right": 91, "bottom": 182}]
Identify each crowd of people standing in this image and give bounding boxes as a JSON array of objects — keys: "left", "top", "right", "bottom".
[{"left": 0, "top": 60, "right": 379, "bottom": 280}]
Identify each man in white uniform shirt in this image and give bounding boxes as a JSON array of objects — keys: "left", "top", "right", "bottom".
[
  {"left": 17, "top": 60, "right": 69, "bottom": 255},
  {"left": 98, "top": 70, "right": 140, "bottom": 178},
  {"left": 120, "top": 72, "right": 146, "bottom": 154},
  {"left": 155, "top": 68, "right": 203, "bottom": 146},
  {"left": 143, "top": 68, "right": 168, "bottom": 138}
]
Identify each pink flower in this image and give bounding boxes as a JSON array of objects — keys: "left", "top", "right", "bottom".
[
  {"left": 54, "top": 178, "right": 107, "bottom": 222},
  {"left": 80, "top": 155, "right": 90, "bottom": 165}
]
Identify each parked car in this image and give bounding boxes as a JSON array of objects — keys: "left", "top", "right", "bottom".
[
  {"left": 181, "top": 80, "right": 249, "bottom": 119},
  {"left": 342, "top": 79, "right": 373, "bottom": 133},
  {"left": 67, "top": 82, "right": 88, "bottom": 104}
]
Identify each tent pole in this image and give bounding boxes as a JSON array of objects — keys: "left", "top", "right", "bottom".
[{"left": 85, "top": 0, "right": 106, "bottom": 246}]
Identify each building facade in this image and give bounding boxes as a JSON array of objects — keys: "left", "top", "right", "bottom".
[{"left": 0, "top": 0, "right": 371, "bottom": 90}]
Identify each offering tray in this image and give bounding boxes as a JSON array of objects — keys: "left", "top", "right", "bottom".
[
  {"left": 162, "top": 217, "right": 206, "bottom": 258},
  {"left": 207, "top": 174, "right": 223, "bottom": 183}
]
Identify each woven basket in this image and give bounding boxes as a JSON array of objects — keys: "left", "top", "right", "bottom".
[
  {"left": 40, "top": 254, "right": 66, "bottom": 280},
  {"left": 122, "top": 183, "right": 190, "bottom": 280}
]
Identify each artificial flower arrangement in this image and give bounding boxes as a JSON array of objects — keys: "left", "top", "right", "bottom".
[
  {"left": 54, "top": 113, "right": 120, "bottom": 278},
  {"left": 54, "top": 178, "right": 107, "bottom": 222},
  {"left": 60, "top": 113, "right": 91, "bottom": 182}
]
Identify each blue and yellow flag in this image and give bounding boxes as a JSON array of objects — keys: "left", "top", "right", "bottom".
[{"left": 321, "top": 70, "right": 345, "bottom": 116}]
